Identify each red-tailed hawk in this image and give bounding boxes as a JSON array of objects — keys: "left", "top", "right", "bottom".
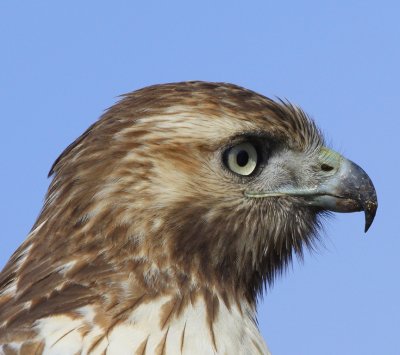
[{"left": 0, "top": 82, "right": 377, "bottom": 354}]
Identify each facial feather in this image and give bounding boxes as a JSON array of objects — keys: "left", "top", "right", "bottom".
[{"left": 1, "top": 81, "right": 324, "bottom": 318}]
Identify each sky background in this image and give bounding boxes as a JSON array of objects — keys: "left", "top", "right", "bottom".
[{"left": 0, "top": 1, "right": 398, "bottom": 354}]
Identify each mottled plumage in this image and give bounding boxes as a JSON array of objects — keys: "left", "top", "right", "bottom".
[{"left": 0, "top": 82, "right": 377, "bottom": 354}]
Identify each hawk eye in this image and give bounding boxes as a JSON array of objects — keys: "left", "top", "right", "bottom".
[{"left": 225, "top": 142, "right": 258, "bottom": 176}]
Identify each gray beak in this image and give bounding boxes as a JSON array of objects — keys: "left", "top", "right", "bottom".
[
  {"left": 302, "top": 158, "right": 377, "bottom": 232},
  {"left": 245, "top": 148, "right": 378, "bottom": 232}
]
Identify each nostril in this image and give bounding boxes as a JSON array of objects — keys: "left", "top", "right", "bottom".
[{"left": 321, "top": 163, "right": 334, "bottom": 172}]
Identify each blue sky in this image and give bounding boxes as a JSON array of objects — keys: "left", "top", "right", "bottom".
[{"left": 0, "top": 1, "right": 398, "bottom": 354}]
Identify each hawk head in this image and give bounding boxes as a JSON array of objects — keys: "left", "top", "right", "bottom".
[{"left": 0, "top": 81, "right": 377, "bottom": 341}]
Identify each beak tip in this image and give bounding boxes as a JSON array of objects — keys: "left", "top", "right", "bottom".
[{"left": 363, "top": 201, "right": 377, "bottom": 233}]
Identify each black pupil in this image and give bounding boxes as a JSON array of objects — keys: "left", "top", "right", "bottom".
[{"left": 236, "top": 150, "right": 249, "bottom": 167}]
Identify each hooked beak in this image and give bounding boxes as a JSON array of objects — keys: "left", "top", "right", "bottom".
[{"left": 245, "top": 148, "right": 378, "bottom": 232}]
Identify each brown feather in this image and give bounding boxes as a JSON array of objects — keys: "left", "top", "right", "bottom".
[{"left": 0, "top": 81, "right": 325, "bottom": 351}]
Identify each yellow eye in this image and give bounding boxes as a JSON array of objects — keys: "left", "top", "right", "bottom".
[{"left": 226, "top": 142, "right": 258, "bottom": 176}]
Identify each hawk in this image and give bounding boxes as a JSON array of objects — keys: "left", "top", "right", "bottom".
[{"left": 0, "top": 82, "right": 377, "bottom": 354}]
